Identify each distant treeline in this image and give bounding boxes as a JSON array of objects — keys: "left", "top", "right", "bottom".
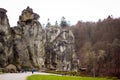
[{"left": 69, "top": 16, "right": 120, "bottom": 77}]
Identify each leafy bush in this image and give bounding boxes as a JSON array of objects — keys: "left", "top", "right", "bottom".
[
  {"left": 44, "top": 70, "right": 81, "bottom": 76},
  {"left": 0, "top": 68, "right": 2, "bottom": 74},
  {"left": 2, "top": 68, "right": 9, "bottom": 73},
  {"left": 21, "top": 66, "right": 31, "bottom": 71},
  {"left": 0, "top": 68, "right": 2, "bottom": 72},
  {"left": 111, "top": 77, "right": 118, "bottom": 80}
]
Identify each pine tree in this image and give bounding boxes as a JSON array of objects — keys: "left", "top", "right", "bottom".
[
  {"left": 60, "top": 16, "right": 68, "bottom": 28},
  {"left": 46, "top": 18, "right": 51, "bottom": 27}
]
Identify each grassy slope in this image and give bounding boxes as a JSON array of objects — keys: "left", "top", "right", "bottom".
[{"left": 27, "top": 75, "right": 110, "bottom": 80}]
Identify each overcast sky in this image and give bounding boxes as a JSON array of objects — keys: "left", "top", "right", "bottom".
[{"left": 0, "top": 0, "right": 120, "bottom": 27}]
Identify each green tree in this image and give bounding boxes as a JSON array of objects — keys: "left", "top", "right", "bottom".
[
  {"left": 60, "top": 16, "right": 68, "bottom": 28},
  {"left": 46, "top": 18, "right": 51, "bottom": 27},
  {"left": 55, "top": 20, "right": 58, "bottom": 26}
]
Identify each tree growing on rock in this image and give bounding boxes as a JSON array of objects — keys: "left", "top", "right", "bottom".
[
  {"left": 46, "top": 18, "right": 51, "bottom": 27},
  {"left": 60, "top": 16, "right": 68, "bottom": 28}
]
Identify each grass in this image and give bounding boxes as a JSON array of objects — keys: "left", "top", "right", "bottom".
[
  {"left": 27, "top": 75, "right": 111, "bottom": 80},
  {"left": 0, "top": 69, "right": 2, "bottom": 74},
  {"left": 0, "top": 71, "right": 2, "bottom": 74}
]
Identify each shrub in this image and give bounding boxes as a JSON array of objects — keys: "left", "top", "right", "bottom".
[
  {"left": 0, "top": 68, "right": 2, "bottom": 74},
  {"left": 21, "top": 66, "right": 31, "bottom": 71},
  {"left": 44, "top": 70, "right": 81, "bottom": 76},
  {"left": 111, "top": 77, "right": 118, "bottom": 80}
]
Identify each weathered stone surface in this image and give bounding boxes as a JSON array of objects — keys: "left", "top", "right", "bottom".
[
  {"left": 17, "top": 7, "right": 45, "bottom": 68},
  {"left": 45, "top": 26, "right": 78, "bottom": 71},
  {"left": 0, "top": 8, "right": 7, "bottom": 13},
  {"left": 11, "top": 27, "right": 31, "bottom": 68},
  {"left": 19, "top": 6, "right": 39, "bottom": 22},
  {"left": 0, "top": 8, "right": 13, "bottom": 67},
  {"left": 0, "top": 8, "right": 9, "bottom": 26},
  {"left": 0, "top": 7, "right": 78, "bottom": 72},
  {"left": 5, "top": 64, "right": 17, "bottom": 73}
]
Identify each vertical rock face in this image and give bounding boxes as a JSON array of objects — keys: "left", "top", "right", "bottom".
[
  {"left": 12, "top": 26, "right": 31, "bottom": 68},
  {"left": 0, "top": 7, "right": 78, "bottom": 71},
  {"left": 16, "top": 7, "right": 45, "bottom": 68},
  {"left": 0, "top": 8, "right": 13, "bottom": 67},
  {"left": 45, "top": 26, "right": 78, "bottom": 71}
]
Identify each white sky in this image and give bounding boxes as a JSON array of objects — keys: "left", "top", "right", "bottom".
[{"left": 0, "top": 0, "right": 120, "bottom": 27}]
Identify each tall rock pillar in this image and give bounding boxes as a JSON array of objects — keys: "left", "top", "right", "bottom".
[
  {"left": 0, "top": 8, "right": 13, "bottom": 67},
  {"left": 17, "top": 7, "right": 45, "bottom": 68}
]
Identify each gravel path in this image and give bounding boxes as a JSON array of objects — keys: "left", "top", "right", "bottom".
[{"left": 0, "top": 72, "right": 54, "bottom": 80}]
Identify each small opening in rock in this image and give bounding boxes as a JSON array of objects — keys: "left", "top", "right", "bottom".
[{"left": 25, "top": 19, "right": 32, "bottom": 25}]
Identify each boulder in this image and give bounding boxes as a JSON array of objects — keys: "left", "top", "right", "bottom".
[{"left": 5, "top": 64, "right": 17, "bottom": 73}]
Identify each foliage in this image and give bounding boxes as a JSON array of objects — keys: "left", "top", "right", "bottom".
[
  {"left": 60, "top": 16, "right": 68, "bottom": 28},
  {"left": 27, "top": 75, "right": 110, "bottom": 80},
  {"left": 46, "top": 18, "right": 51, "bottom": 27},
  {"left": 21, "top": 66, "right": 32, "bottom": 71},
  {"left": 111, "top": 77, "right": 119, "bottom": 80},
  {"left": 69, "top": 16, "right": 120, "bottom": 78},
  {"left": 44, "top": 70, "right": 81, "bottom": 76},
  {"left": 0, "top": 68, "right": 2, "bottom": 74}
]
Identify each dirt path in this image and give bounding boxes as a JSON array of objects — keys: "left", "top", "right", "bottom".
[{"left": 0, "top": 72, "right": 54, "bottom": 80}]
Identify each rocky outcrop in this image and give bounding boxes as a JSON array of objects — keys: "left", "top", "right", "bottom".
[
  {"left": 45, "top": 26, "right": 78, "bottom": 71},
  {"left": 12, "top": 26, "right": 31, "bottom": 68},
  {"left": 0, "top": 8, "right": 13, "bottom": 67},
  {"left": 0, "top": 7, "right": 78, "bottom": 71},
  {"left": 14, "top": 7, "right": 45, "bottom": 68}
]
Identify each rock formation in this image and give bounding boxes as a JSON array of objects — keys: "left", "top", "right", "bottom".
[
  {"left": 0, "top": 8, "right": 13, "bottom": 67},
  {"left": 14, "top": 6, "right": 45, "bottom": 68},
  {"left": 45, "top": 26, "right": 78, "bottom": 71},
  {"left": 0, "top": 7, "right": 78, "bottom": 72}
]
